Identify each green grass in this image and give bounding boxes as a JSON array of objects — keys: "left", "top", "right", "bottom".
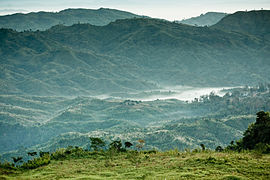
[{"left": 1, "top": 150, "right": 270, "bottom": 179}]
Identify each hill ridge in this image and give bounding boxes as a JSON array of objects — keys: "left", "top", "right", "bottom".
[
  {"left": 1, "top": 14, "right": 270, "bottom": 96},
  {"left": 0, "top": 8, "right": 141, "bottom": 31}
]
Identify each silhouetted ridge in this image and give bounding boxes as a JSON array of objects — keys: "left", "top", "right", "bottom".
[{"left": 0, "top": 8, "right": 141, "bottom": 31}]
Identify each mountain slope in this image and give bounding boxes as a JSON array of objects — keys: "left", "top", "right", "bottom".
[
  {"left": 212, "top": 10, "right": 270, "bottom": 40},
  {"left": 0, "top": 8, "right": 141, "bottom": 31},
  {"left": 178, "top": 12, "right": 227, "bottom": 26},
  {"left": 1, "top": 17, "right": 270, "bottom": 96}
]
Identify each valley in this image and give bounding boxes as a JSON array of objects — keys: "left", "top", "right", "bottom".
[{"left": 0, "top": 8, "right": 270, "bottom": 173}]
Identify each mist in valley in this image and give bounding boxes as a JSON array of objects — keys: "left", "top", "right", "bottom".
[
  {"left": 106, "top": 86, "right": 236, "bottom": 102},
  {"left": 0, "top": 2, "right": 270, "bottom": 167}
]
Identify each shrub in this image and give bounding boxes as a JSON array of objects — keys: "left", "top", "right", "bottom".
[
  {"left": 27, "top": 152, "right": 37, "bottom": 156},
  {"left": 90, "top": 137, "right": 105, "bottom": 151},
  {"left": 51, "top": 149, "right": 67, "bottom": 160},
  {"left": 0, "top": 161, "right": 15, "bottom": 169},
  {"left": 192, "top": 149, "right": 199, "bottom": 153},
  {"left": 21, "top": 154, "right": 50, "bottom": 169},
  {"left": 215, "top": 146, "right": 224, "bottom": 152},
  {"left": 143, "top": 150, "right": 157, "bottom": 154},
  {"left": 254, "top": 143, "right": 270, "bottom": 154},
  {"left": 39, "top": 151, "right": 50, "bottom": 157},
  {"left": 109, "top": 140, "right": 122, "bottom": 152}
]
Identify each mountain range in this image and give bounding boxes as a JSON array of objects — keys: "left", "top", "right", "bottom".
[
  {"left": 1, "top": 10, "right": 270, "bottom": 96},
  {"left": 1, "top": 9, "right": 270, "bottom": 161}
]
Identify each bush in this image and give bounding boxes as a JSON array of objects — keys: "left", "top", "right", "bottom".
[
  {"left": 109, "top": 140, "right": 122, "bottom": 152},
  {"left": 70, "top": 146, "right": 86, "bottom": 158},
  {"left": 215, "top": 146, "right": 224, "bottom": 152},
  {"left": 21, "top": 154, "right": 50, "bottom": 169},
  {"left": 51, "top": 147, "right": 86, "bottom": 160},
  {"left": 90, "top": 137, "right": 105, "bottom": 151},
  {"left": 0, "top": 161, "right": 15, "bottom": 169},
  {"left": 51, "top": 148, "right": 67, "bottom": 160},
  {"left": 143, "top": 150, "right": 157, "bottom": 154},
  {"left": 254, "top": 143, "right": 270, "bottom": 154}
]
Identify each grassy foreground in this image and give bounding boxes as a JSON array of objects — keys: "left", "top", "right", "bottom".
[{"left": 1, "top": 150, "right": 270, "bottom": 180}]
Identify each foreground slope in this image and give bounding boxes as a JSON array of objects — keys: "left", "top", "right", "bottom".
[
  {"left": 0, "top": 8, "right": 141, "bottom": 31},
  {"left": 1, "top": 16, "right": 270, "bottom": 96},
  {"left": 1, "top": 150, "right": 270, "bottom": 179}
]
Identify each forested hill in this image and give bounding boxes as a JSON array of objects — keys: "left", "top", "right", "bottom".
[
  {"left": 0, "top": 8, "right": 141, "bottom": 31},
  {"left": 212, "top": 10, "right": 270, "bottom": 40},
  {"left": 1, "top": 15, "right": 270, "bottom": 96}
]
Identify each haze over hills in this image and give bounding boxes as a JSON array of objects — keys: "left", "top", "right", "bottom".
[
  {"left": 178, "top": 12, "right": 228, "bottom": 26},
  {"left": 1, "top": 85, "right": 269, "bottom": 159},
  {"left": 0, "top": 89, "right": 263, "bottom": 154},
  {"left": 1, "top": 9, "right": 270, "bottom": 163},
  {"left": 0, "top": 8, "right": 141, "bottom": 31}
]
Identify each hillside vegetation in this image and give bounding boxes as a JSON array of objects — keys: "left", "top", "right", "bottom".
[
  {"left": 1, "top": 85, "right": 269, "bottom": 160},
  {"left": 1, "top": 11, "right": 270, "bottom": 96},
  {"left": 0, "top": 8, "right": 141, "bottom": 31}
]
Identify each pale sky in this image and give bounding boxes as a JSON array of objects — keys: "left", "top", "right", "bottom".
[{"left": 0, "top": 0, "right": 269, "bottom": 20}]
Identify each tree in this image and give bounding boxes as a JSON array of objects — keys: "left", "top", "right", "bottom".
[
  {"left": 90, "top": 137, "right": 105, "bottom": 151},
  {"left": 136, "top": 139, "right": 145, "bottom": 150},
  {"left": 39, "top": 151, "right": 50, "bottom": 157},
  {"left": 27, "top": 152, "right": 37, "bottom": 156},
  {"left": 227, "top": 111, "right": 270, "bottom": 152},
  {"left": 242, "top": 111, "right": 270, "bottom": 149},
  {"left": 215, "top": 146, "right": 223, "bottom": 152},
  {"left": 124, "top": 142, "right": 133, "bottom": 148},
  {"left": 200, "top": 144, "right": 205, "bottom": 151},
  {"left": 109, "top": 140, "right": 122, "bottom": 152},
  {"left": 12, "top": 156, "right": 23, "bottom": 166}
]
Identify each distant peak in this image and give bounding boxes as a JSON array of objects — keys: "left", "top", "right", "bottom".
[{"left": 177, "top": 12, "right": 228, "bottom": 26}]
